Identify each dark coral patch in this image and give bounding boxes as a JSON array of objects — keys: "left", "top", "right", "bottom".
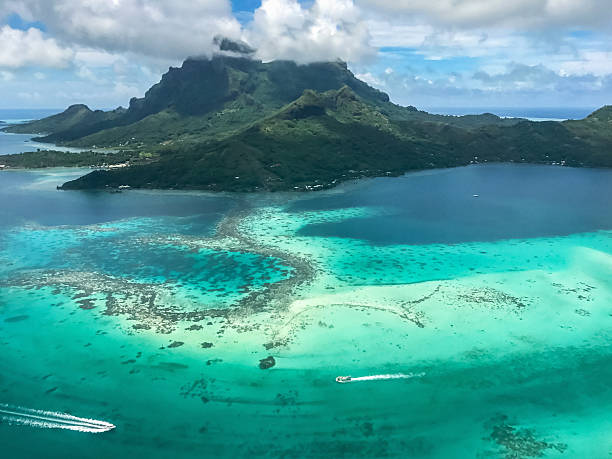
[{"left": 259, "top": 356, "right": 276, "bottom": 370}]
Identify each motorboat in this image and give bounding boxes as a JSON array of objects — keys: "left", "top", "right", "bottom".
[{"left": 335, "top": 376, "right": 352, "bottom": 384}]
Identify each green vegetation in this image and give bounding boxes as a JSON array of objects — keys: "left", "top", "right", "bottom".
[
  {"left": 5, "top": 105, "right": 127, "bottom": 142},
  {"left": 0, "top": 150, "right": 151, "bottom": 169},
  {"left": 3, "top": 55, "right": 611, "bottom": 191}
]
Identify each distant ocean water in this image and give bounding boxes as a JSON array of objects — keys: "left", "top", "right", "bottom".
[
  {"left": 424, "top": 106, "right": 598, "bottom": 121},
  {"left": 0, "top": 109, "right": 87, "bottom": 156},
  {"left": 0, "top": 108, "right": 62, "bottom": 125},
  {"left": 0, "top": 107, "right": 599, "bottom": 125}
]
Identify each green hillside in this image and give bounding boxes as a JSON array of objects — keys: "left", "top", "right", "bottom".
[
  {"left": 6, "top": 104, "right": 126, "bottom": 141},
  {"left": 3, "top": 54, "right": 610, "bottom": 192},
  {"left": 59, "top": 86, "right": 612, "bottom": 192}
]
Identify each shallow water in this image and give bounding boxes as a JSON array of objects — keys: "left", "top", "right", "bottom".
[
  {"left": 0, "top": 106, "right": 117, "bottom": 155},
  {"left": 1, "top": 165, "right": 611, "bottom": 458},
  {"left": 0, "top": 131, "right": 89, "bottom": 156}
]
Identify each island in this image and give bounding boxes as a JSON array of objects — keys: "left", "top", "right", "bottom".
[
  {"left": 0, "top": 149, "right": 147, "bottom": 169},
  {"left": 3, "top": 50, "right": 612, "bottom": 192}
]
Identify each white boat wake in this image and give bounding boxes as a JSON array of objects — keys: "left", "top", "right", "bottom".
[
  {"left": 0, "top": 404, "right": 115, "bottom": 433},
  {"left": 336, "top": 372, "right": 425, "bottom": 383}
]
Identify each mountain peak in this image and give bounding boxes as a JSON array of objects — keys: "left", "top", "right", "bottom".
[
  {"left": 586, "top": 105, "right": 612, "bottom": 122},
  {"left": 123, "top": 55, "right": 389, "bottom": 121},
  {"left": 65, "top": 104, "right": 92, "bottom": 113}
]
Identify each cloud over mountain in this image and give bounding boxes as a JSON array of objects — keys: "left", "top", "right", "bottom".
[
  {"left": 3, "top": 0, "right": 242, "bottom": 60},
  {"left": 0, "top": 0, "right": 374, "bottom": 66},
  {"left": 247, "top": 0, "right": 373, "bottom": 64},
  {"left": 0, "top": 0, "right": 611, "bottom": 109}
]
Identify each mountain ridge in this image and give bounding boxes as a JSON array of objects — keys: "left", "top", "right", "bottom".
[
  {"left": 6, "top": 57, "right": 392, "bottom": 146},
  {"left": 2, "top": 55, "right": 611, "bottom": 192}
]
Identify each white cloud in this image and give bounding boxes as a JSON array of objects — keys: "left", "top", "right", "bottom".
[
  {"left": 355, "top": 72, "right": 385, "bottom": 87},
  {"left": 356, "top": 59, "right": 612, "bottom": 108},
  {"left": 367, "top": 20, "right": 433, "bottom": 48},
  {"left": 1, "top": 0, "right": 612, "bottom": 109},
  {"left": 366, "top": 9, "right": 612, "bottom": 89},
  {"left": 473, "top": 63, "right": 559, "bottom": 90},
  {"left": 8, "top": 0, "right": 242, "bottom": 60},
  {"left": 3, "top": 0, "right": 378, "bottom": 66},
  {"left": 0, "top": 70, "right": 15, "bottom": 81},
  {"left": 17, "top": 90, "right": 42, "bottom": 101},
  {"left": 113, "top": 81, "right": 142, "bottom": 100},
  {"left": 247, "top": 0, "right": 374, "bottom": 64},
  {"left": 357, "top": 0, "right": 612, "bottom": 29},
  {"left": 76, "top": 65, "right": 106, "bottom": 84},
  {"left": 558, "top": 51, "right": 612, "bottom": 77},
  {"left": 0, "top": 25, "right": 73, "bottom": 68},
  {"left": 74, "top": 49, "right": 126, "bottom": 68}
]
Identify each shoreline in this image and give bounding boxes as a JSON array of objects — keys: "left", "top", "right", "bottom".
[
  {"left": 58, "top": 160, "right": 594, "bottom": 193},
  {"left": 4, "top": 161, "right": 607, "bottom": 195}
]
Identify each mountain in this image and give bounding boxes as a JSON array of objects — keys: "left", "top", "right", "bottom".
[
  {"left": 6, "top": 104, "right": 126, "bottom": 141},
  {"left": 59, "top": 86, "right": 612, "bottom": 192},
  {"left": 6, "top": 56, "right": 392, "bottom": 147},
  {"left": 3, "top": 54, "right": 611, "bottom": 191},
  {"left": 584, "top": 105, "right": 612, "bottom": 122},
  {"left": 4, "top": 55, "right": 519, "bottom": 148}
]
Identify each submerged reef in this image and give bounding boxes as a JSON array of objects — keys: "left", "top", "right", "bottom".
[
  {"left": 0, "top": 201, "right": 317, "bottom": 336},
  {"left": 486, "top": 415, "right": 567, "bottom": 458},
  {"left": 259, "top": 356, "right": 276, "bottom": 370}
]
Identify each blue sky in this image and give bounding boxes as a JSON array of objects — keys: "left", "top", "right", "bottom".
[{"left": 0, "top": 0, "right": 611, "bottom": 111}]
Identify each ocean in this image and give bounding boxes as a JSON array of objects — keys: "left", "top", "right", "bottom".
[
  {"left": 0, "top": 109, "right": 611, "bottom": 458},
  {"left": 0, "top": 165, "right": 612, "bottom": 458},
  {"left": 0, "top": 109, "right": 88, "bottom": 156},
  {"left": 0, "top": 109, "right": 62, "bottom": 125},
  {"left": 423, "top": 107, "right": 597, "bottom": 121}
]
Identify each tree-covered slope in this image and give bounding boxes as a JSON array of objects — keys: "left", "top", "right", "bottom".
[
  {"left": 59, "top": 87, "right": 612, "bottom": 192},
  {"left": 5, "top": 104, "right": 126, "bottom": 139}
]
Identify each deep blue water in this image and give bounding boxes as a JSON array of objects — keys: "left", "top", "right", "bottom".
[
  {"left": 3, "top": 165, "right": 612, "bottom": 245},
  {"left": 0, "top": 170, "right": 235, "bottom": 232},
  {"left": 292, "top": 164, "right": 612, "bottom": 245}
]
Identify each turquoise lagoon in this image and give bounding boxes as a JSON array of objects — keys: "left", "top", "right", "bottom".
[{"left": 1, "top": 165, "right": 611, "bottom": 458}]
